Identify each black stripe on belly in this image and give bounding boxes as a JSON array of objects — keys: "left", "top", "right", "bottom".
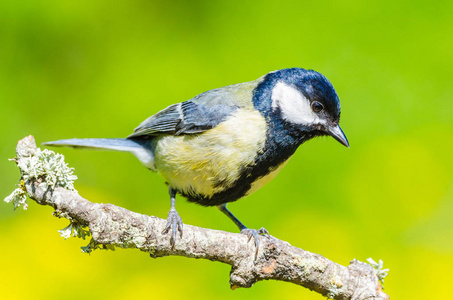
[{"left": 180, "top": 119, "right": 317, "bottom": 206}]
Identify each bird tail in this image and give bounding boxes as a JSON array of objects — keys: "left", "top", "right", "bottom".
[
  {"left": 43, "top": 138, "right": 156, "bottom": 169},
  {"left": 43, "top": 138, "right": 145, "bottom": 151}
]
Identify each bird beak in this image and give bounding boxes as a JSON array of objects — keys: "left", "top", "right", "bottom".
[{"left": 327, "top": 124, "right": 349, "bottom": 148}]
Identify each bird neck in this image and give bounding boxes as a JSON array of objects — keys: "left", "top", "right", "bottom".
[{"left": 265, "top": 115, "right": 314, "bottom": 157}]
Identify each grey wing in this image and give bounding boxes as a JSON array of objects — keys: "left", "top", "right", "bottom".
[
  {"left": 128, "top": 101, "right": 239, "bottom": 137},
  {"left": 128, "top": 80, "right": 261, "bottom": 138}
]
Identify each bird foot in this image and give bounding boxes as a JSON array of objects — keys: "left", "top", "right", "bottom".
[
  {"left": 162, "top": 209, "right": 183, "bottom": 248},
  {"left": 240, "top": 227, "right": 269, "bottom": 258}
]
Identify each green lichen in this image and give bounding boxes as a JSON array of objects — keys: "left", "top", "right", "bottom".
[
  {"left": 4, "top": 183, "right": 28, "bottom": 210},
  {"left": 147, "top": 246, "right": 158, "bottom": 258},
  {"left": 324, "top": 264, "right": 343, "bottom": 299},
  {"left": 81, "top": 239, "right": 98, "bottom": 254},
  {"left": 295, "top": 256, "right": 327, "bottom": 277},
  {"left": 326, "top": 280, "right": 343, "bottom": 299},
  {"left": 367, "top": 258, "right": 389, "bottom": 285},
  {"left": 5, "top": 147, "right": 77, "bottom": 210},
  {"left": 58, "top": 221, "right": 91, "bottom": 240},
  {"left": 18, "top": 148, "right": 77, "bottom": 190},
  {"left": 326, "top": 285, "right": 341, "bottom": 300},
  {"left": 81, "top": 239, "right": 116, "bottom": 254}
]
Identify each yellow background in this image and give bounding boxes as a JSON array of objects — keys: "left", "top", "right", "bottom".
[{"left": 1, "top": 1, "right": 452, "bottom": 299}]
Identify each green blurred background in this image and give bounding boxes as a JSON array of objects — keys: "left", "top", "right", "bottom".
[{"left": 1, "top": 0, "right": 452, "bottom": 299}]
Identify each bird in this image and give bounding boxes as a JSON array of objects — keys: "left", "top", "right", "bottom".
[{"left": 44, "top": 68, "right": 349, "bottom": 255}]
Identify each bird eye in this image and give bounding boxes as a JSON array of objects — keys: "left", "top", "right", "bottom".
[{"left": 311, "top": 101, "right": 324, "bottom": 113}]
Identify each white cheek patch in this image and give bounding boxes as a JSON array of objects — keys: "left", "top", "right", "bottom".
[{"left": 271, "top": 82, "right": 326, "bottom": 126}]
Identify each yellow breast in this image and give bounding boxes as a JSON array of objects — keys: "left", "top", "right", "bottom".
[{"left": 153, "top": 109, "right": 268, "bottom": 198}]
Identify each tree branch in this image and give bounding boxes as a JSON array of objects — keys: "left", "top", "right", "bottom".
[{"left": 7, "top": 136, "right": 389, "bottom": 300}]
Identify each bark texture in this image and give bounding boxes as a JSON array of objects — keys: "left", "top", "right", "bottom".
[{"left": 11, "top": 136, "right": 389, "bottom": 300}]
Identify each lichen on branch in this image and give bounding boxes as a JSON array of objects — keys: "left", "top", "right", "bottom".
[{"left": 5, "top": 139, "right": 77, "bottom": 210}]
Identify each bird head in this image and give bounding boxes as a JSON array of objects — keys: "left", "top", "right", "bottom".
[{"left": 255, "top": 68, "right": 349, "bottom": 147}]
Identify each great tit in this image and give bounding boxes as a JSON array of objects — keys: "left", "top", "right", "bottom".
[{"left": 44, "top": 68, "right": 349, "bottom": 253}]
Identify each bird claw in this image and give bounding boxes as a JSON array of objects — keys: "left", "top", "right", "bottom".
[
  {"left": 162, "top": 209, "right": 183, "bottom": 248},
  {"left": 240, "top": 227, "right": 269, "bottom": 258}
]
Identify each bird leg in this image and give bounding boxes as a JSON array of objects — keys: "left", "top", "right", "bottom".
[
  {"left": 162, "top": 187, "right": 183, "bottom": 248},
  {"left": 217, "top": 204, "right": 269, "bottom": 258}
]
